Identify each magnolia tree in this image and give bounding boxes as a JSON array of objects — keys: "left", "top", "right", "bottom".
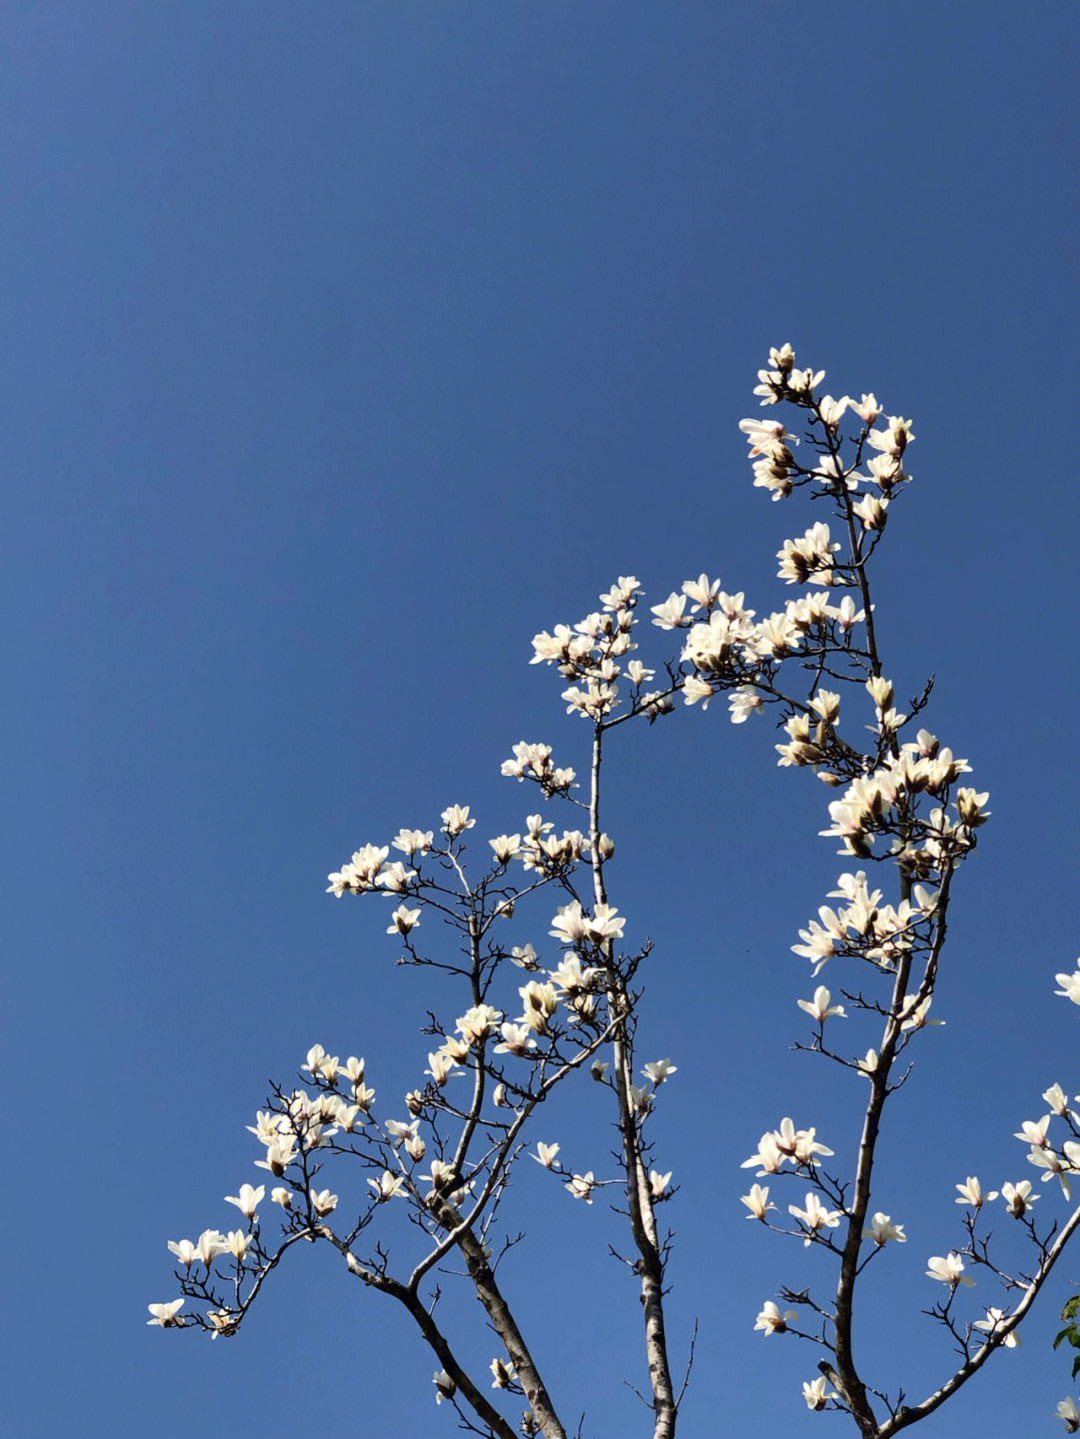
[{"left": 150, "top": 348, "right": 1080, "bottom": 1437}]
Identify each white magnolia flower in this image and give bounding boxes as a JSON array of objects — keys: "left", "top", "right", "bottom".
[
  {"left": 797, "top": 986, "right": 846, "bottom": 1023},
  {"left": 774, "top": 1116, "right": 834, "bottom": 1165},
  {"left": 788, "top": 1194, "right": 843, "bottom": 1245},
  {"left": 1055, "top": 968, "right": 1080, "bottom": 1006},
  {"left": 1044, "top": 1084, "right": 1071, "bottom": 1117},
  {"left": 803, "top": 1375, "right": 837, "bottom": 1410},
  {"left": 147, "top": 1299, "right": 185, "bottom": 1327},
  {"left": 387, "top": 904, "right": 421, "bottom": 936},
  {"left": 225, "top": 1230, "right": 252, "bottom": 1261},
  {"left": 309, "top": 1188, "right": 338, "bottom": 1216},
  {"left": 682, "top": 573, "right": 722, "bottom": 611},
  {"left": 682, "top": 675, "right": 717, "bottom": 709},
  {"left": 629, "top": 1084, "right": 653, "bottom": 1117},
  {"left": 565, "top": 1172, "right": 596, "bottom": 1202},
  {"left": 926, "top": 1252, "right": 974, "bottom": 1287},
  {"left": 818, "top": 394, "right": 850, "bottom": 430},
  {"left": 376, "top": 861, "right": 414, "bottom": 893},
  {"left": 456, "top": 1004, "right": 502, "bottom": 1045},
  {"left": 848, "top": 393, "right": 882, "bottom": 424},
  {"left": 534, "top": 1142, "right": 560, "bottom": 1169},
  {"left": 167, "top": 1239, "right": 197, "bottom": 1268},
  {"left": 1057, "top": 1397, "right": 1080, "bottom": 1433},
  {"left": 423, "top": 1160, "right": 456, "bottom": 1192},
  {"left": 650, "top": 592, "right": 689, "bottom": 629},
  {"left": 206, "top": 1308, "right": 238, "bottom": 1336},
  {"left": 643, "top": 1059, "right": 677, "bottom": 1085},
  {"left": 776, "top": 523, "right": 839, "bottom": 586},
  {"left": 742, "top": 1133, "right": 785, "bottom": 1175},
  {"left": 955, "top": 787, "right": 991, "bottom": 827},
  {"left": 368, "top": 1171, "right": 406, "bottom": 1202},
  {"left": 863, "top": 1213, "right": 906, "bottom": 1246},
  {"left": 195, "top": 1230, "right": 229, "bottom": 1267},
  {"left": 490, "top": 1357, "right": 517, "bottom": 1389},
  {"left": 433, "top": 1369, "right": 456, "bottom": 1404},
  {"left": 755, "top": 1301, "right": 797, "bottom": 1336},
  {"left": 386, "top": 1118, "right": 420, "bottom": 1145},
  {"left": 1001, "top": 1180, "right": 1036, "bottom": 1217},
  {"left": 728, "top": 686, "right": 764, "bottom": 724},
  {"left": 973, "top": 1308, "right": 1020, "bottom": 1347},
  {"left": 441, "top": 805, "right": 475, "bottom": 836},
  {"left": 224, "top": 1183, "right": 265, "bottom": 1222},
  {"left": 489, "top": 834, "right": 522, "bottom": 864},
  {"left": 425, "top": 1050, "right": 459, "bottom": 1086},
  {"left": 518, "top": 981, "right": 559, "bottom": 1034},
  {"left": 649, "top": 1170, "right": 673, "bottom": 1199},
  {"left": 956, "top": 1177, "right": 997, "bottom": 1208},
  {"left": 960, "top": 1174, "right": 1000, "bottom": 1208},
  {"left": 1016, "top": 1116, "right": 1052, "bottom": 1148},
  {"left": 741, "top": 1184, "right": 776, "bottom": 1221},
  {"left": 900, "top": 995, "right": 942, "bottom": 1031},
  {"left": 493, "top": 1022, "right": 537, "bottom": 1056}
]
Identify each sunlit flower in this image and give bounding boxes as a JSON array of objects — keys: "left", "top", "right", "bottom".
[
  {"left": 649, "top": 1170, "right": 673, "bottom": 1199},
  {"left": 167, "top": 1240, "right": 197, "bottom": 1268},
  {"left": 629, "top": 1084, "right": 653, "bottom": 1118},
  {"left": 534, "top": 1142, "right": 560, "bottom": 1169},
  {"left": 147, "top": 1299, "right": 185, "bottom": 1327},
  {"left": 650, "top": 592, "right": 689, "bottom": 629},
  {"left": 863, "top": 1213, "right": 906, "bottom": 1246},
  {"left": 741, "top": 1184, "right": 776, "bottom": 1221},
  {"left": 956, "top": 1177, "right": 997, "bottom": 1209},
  {"left": 1015, "top": 1116, "right": 1051, "bottom": 1147},
  {"left": 643, "top": 1059, "right": 677, "bottom": 1085},
  {"left": 441, "top": 805, "right": 475, "bottom": 836},
  {"left": 973, "top": 1308, "right": 1020, "bottom": 1347},
  {"left": 728, "top": 687, "right": 764, "bottom": 724},
  {"left": 368, "top": 1171, "right": 406, "bottom": 1202},
  {"left": 1044, "top": 1084, "right": 1071, "bottom": 1118},
  {"left": 518, "top": 981, "right": 560, "bottom": 1035},
  {"left": 755, "top": 1301, "right": 798, "bottom": 1335},
  {"left": 900, "top": 995, "right": 943, "bottom": 1031},
  {"left": 456, "top": 1004, "right": 502, "bottom": 1046},
  {"left": 195, "top": 1230, "right": 229, "bottom": 1267},
  {"left": 373, "top": 860, "right": 412, "bottom": 894},
  {"left": 797, "top": 986, "right": 846, "bottom": 1023},
  {"left": 1001, "top": 1180, "right": 1036, "bottom": 1217},
  {"left": 490, "top": 1357, "right": 517, "bottom": 1389},
  {"left": 788, "top": 1194, "right": 843, "bottom": 1245},
  {"left": 803, "top": 1376, "right": 836, "bottom": 1410},
  {"left": 225, "top": 1230, "right": 252, "bottom": 1261},
  {"left": 387, "top": 905, "right": 421, "bottom": 936},
  {"left": 926, "top": 1252, "right": 973, "bottom": 1287},
  {"left": 683, "top": 675, "right": 717, "bottom": 709},
  {"left": 566, "top": 1172, "right": 596, "bottom": 1203},
  {"left": 224, "top": 1183, "right": 265, "bottom": 1223}
]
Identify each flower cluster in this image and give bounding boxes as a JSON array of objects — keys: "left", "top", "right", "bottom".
[{"left": 500, "top": 741, "right": 576, "bottom": 795}]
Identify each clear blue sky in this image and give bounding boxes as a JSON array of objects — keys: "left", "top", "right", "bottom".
[{"left": 4, "top": 4, "right": 1078, "bottom": 1436}]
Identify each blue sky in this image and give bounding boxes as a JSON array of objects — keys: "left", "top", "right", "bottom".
[{"left": 4, "top": 3, "right": 1079, "bottom": 1436}]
